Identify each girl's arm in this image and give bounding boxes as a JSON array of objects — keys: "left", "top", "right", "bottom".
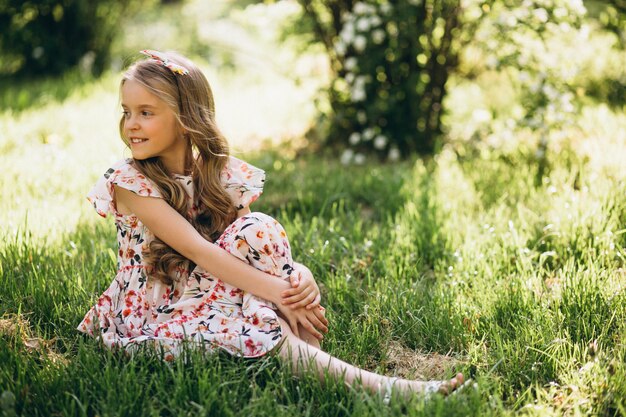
[{"left": 115, "top": 186, "right": 328, "bottom": 336}]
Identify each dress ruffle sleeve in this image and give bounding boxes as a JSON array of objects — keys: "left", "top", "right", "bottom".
[
  {"left": 220, "top": 156, "right": 266, "bottom": 210},
  {"left": 87, "top": 159, "right": 163, "bottom": 217}
]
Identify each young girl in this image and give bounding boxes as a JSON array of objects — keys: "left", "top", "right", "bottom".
[{"left": 78, "top": 50, "right": 464, "bottom": 400}]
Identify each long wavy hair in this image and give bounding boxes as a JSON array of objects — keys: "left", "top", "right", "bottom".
[{"left": 119, "top": 51, "right": 237, "bottom": 285}]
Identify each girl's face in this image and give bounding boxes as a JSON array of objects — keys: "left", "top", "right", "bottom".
[{"left": 121, "top": 79, "right": 187, "bottom": 174}]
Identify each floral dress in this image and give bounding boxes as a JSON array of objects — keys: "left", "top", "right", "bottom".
[{"left": 78, "top": 156, "right": 294, "bottom": 359}]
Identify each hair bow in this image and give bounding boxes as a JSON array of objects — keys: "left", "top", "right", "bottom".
[{"left": 140, "top": 49, "right": 190, "bottom": 75}]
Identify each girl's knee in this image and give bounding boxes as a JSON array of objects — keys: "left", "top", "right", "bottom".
[{"left": 218, "top": 212, "right": 293, "bottom": 275}]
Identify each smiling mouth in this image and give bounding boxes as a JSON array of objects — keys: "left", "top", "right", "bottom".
[{"left": 130, "top": 138, "right": 148, "bottom": 144}]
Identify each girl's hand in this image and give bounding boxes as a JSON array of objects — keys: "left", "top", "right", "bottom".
[
  {"left": 277, "top": 303, "right": 328, "bottom": 340},
  {"left": 281, "top": 262, "right": 321, "bottom": 310}
]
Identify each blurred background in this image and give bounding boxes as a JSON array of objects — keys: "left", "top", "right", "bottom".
[{"left": 0, "top": 0, "right": 624, "bottom": 235}]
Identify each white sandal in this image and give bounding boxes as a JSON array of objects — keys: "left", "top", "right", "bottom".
[{"left": 381, "top": 377, "right": 446, "bottom": 404}]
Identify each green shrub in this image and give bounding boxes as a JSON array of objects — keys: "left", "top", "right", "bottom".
[{"left": 0, "top": 0, "right": 149, "bottom": 77}]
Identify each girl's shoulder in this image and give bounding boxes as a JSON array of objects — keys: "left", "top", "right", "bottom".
[{"left": 88, "top": 158, "right": 163, "bottom": 218}]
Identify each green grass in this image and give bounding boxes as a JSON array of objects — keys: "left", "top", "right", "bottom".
[
  {"left": 1, "top": 134, "right": 625, "bottom": 415},
  {"left": 1, "top": 1, "right": 626, "bottom": 415}
]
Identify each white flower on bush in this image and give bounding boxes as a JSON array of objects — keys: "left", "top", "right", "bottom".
[
  {"left": 349, "top": 132, "right": 361, "bottom": 145},
  {"left": 341, "top": 149, "right": 354, "bottom": 165},
  {"left": 373, "top": 135, "right": 387, "bottom": 149},
  {"left": 362, "top": 127, "right": 375, "bottom": 141},
  {"left": 518, "top": 70, "right": 530, "bottom": 83},
  {"left": 408, "top": 0, "right": 422, "bottom": 5},
  {"left": 553, "top": 7, "right": 567, "bottom": 19},
  {"left": 569, "top": 0, "right": 586, "bottom": 15},
  {"left": 542, "top": 84, "right": 558, "bottom": 100},
  {"left": 354, "top": 2, "right": 375, "bottom": 16},
  {"left": 532, "top": 8, "right": 549, "bottom": 23},
  {"left": 351, "top": 75, "right": 368, "bottom": 102},
  {"left": 380, "top": 3, "right": 391, "bottom": 15},
  {"left": 345, "top": 72, "right": 355, "bottom": 84},
  {"left": 388, "top": 147, "right": 400, "bottom": 161},
  {"left": 351, "top": 84, "right": 366, "bottom": 102},
  {"left": 472, "top": 109, "right": 491, "bottom": 123},
  {"left": 370, "top": 15, "right": 382, "bottom": 27},
  {"left": 344, "top": 56, "right": 358, "bottom": 71},
  {"left": 486, "top": 55, "right": 499, "bottom": 69},
  {"left": 560, "top": 92, "right": 575, "bottom": 113},
  {"left": 372, "top": 29, "right": 386, "bottom": 44},
  {"left": 353, "top": 35, "right": 367, "bottom": 53},
  {"left": 354, "top": 153, "right": 366, "bottom": 165},
  {"left": 357, "top": 111, "right": 367, "bottom": 124},
  {"left": 356, "top": 18, "right": 370, "bottom": 32},
  {"left": 351, "top": 86, "right": 366, "bottom": 101},
  {"left": 334, "top": 40, "right": 347, "bottom": 56},
  {"left": 340, "top": 21, "right": 355, "bottom": 44}
]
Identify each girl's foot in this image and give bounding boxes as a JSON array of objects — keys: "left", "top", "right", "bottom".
[{"left": 382, "top": 373, "right": 465, "bottom": 403}]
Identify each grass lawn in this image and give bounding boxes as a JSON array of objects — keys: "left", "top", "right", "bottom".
[
  {"left": 1, "top": 2, "right": 626, "bottom": 416},
  {"left": 1, "top": 93, "right": 625, "bottom": 415}
]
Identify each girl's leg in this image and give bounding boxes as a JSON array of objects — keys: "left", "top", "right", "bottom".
[
  {"left": 296, "top": 324, "right": 321, "bottom": 349},
  {"left": 220, "top": 213, "right": 463, "bottom": 395},
  {"left": 276, "top": 317, "right": 464, "bottom": 397},
  {"left": 218, "top": 212, "right": 321, "bottom": 348}
]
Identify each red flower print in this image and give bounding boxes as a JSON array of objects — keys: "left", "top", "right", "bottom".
[
  {"left": 123, "top": 308, "right": 131, "bottom": 317},
  {"left": 256, "top": 231, "right": 264, "bottom": 239}
]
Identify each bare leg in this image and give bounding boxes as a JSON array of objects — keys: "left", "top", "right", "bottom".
[
  {"left": 297, "top": 325, "right": 321, "bottom": 349},
  {"left": 275, "top": 318, "right": 463, "bottom": 398}
]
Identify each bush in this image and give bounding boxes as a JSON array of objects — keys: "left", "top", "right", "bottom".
[
  {"left": 290, "top": 0, "right": 591, "bottom": 163},
  {"left": 0, "top": 0, "right": 148, "bottom": 78},
  {"left": 295, "top": 0, "right": 477, "bottom": 161}
]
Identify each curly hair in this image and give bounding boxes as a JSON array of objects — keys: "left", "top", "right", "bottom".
[{"left": 119, "top": 52, "right": 237, "bottom": 285}]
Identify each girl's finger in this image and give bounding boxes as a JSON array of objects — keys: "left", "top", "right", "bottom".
[
  {"left": 313, "top": 308, "right": 329, "bottom": 327},
  {"left": 308, "top": 314, "right": 328, "bottom": 334},
  {"left": 306, "top": 294, "right": 322, "bottom": 310},
  {"left": 290, "top": 291, "right": 317, "bottom": 309},
  {"left": 282, "top": 288, "right": 312, "bottom": 305},
  {"left": 289, "top": 272, "right": 300, "bottom": 288},
  {"left": 280, "top": 283, "right": 310, "bottom": 298},
  {"left": 301, "top": 320, "right": 323, "bottom": 340}
]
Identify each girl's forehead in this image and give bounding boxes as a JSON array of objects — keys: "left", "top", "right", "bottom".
[{"left": 121, "top": 79, "right": 164, "bottom": 106}]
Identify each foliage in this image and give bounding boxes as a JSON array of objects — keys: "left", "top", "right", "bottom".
[
  {"left": 289, "top": 0, "right": 607, "bottom": 165},
  {"left": 0, "top": 0, "right": 150, "bottom": 78},
  {"left": 595, "top": 0, "right": 626, "bottom": 47},
  {"left": 293, "top": 0, "right": 484, "bottom": 160},
  {"left": 469, "top": 0, "right": 587, "bottom": 182}
]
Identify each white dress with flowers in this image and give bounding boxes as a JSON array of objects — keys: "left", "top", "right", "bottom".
[{"left": 77, "top": 156, "right": 294, "bottom": 359}]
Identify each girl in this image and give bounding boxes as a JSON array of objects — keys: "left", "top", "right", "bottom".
[{"left": 78, "top": 50, "right": 464, "bottom": 400}]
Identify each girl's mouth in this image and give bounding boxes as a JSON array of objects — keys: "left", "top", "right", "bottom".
[{"left": 130, "top": 138, "right": 148, "bottom": 144}]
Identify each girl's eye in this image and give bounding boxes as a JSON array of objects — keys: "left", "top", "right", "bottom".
[
  {"left": 141, "top": 111, "right": 152, "bottom": 117},
  {"left": 122, "top": 110, "right": 130, "bottom": 118}
]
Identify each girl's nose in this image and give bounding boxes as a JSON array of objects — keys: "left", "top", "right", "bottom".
[{"left": 126, "top": 115, "right": 139, "bottom": 130}]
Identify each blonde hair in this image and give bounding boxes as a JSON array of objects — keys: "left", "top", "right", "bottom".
[{"left": 120, "top": 51, "right": 237, "bottom": 285}]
